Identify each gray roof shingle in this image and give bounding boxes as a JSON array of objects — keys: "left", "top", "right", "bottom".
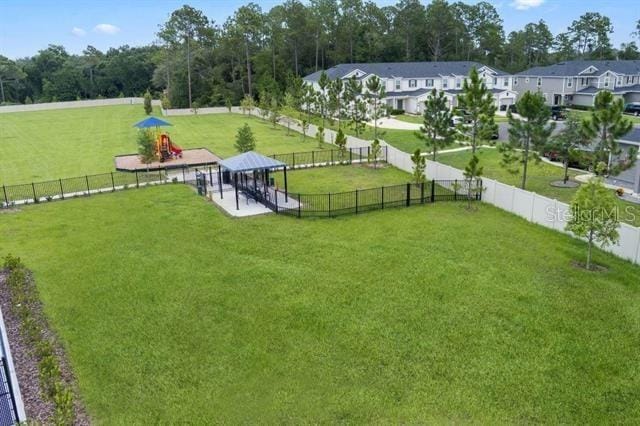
[
  {"left": 219, "top": 151, "right": 286, "bottom": 172},
  {"left": 304, "top": 61, "right": 508, "bottom": 82},
  {"left": 518, "top": 60, "right": 640, "bottom": 77}
]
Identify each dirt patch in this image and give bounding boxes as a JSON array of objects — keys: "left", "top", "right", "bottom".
[
  {"left": 0, "top": 271, "right": 90, "bottom": 425},
  {"left": 550, "top": 180, "right": 579, "bottom": 188},
  {"left": 0, "top": 208, "right": 21, "bottom": 214},
  {"left": 570, "top": 260, "right": 608, "bottom": 272},
  {"left": 358, "top": 162, "right": 388, "bottom": 170}
]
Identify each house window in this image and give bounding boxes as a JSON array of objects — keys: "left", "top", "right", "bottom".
[
  {"left": 536, "top": 77, "right": 542, "bottom": 87},
  {"left": 617, "top": 77, "right": 622, "bottom": 86},
  {"left": 567, "top": 78, "right": 573, "bottom": 88},
  {"left": 395, "top": 79, "right": 401, "bottom": 90},
  {"left": 525, "top": 77, "right": 530, "bottom": 84},
  {"left": 604, "top": 77, "right": 609, "bottom": 87},
  {"left": 425, "top": 79, "right": 434, "bottom": 87},
  {"left": 442, "top": 79, "right": 448, "bottom": 89},
  {"left": 580, "top": 78, "right": 586, "bottom": 86},
  {"left": 493, "top": 77, "right": 497, "bottom": 85},
  {"left": 456, "top": 79, "right": 461, "bottom": 88},
  {"left": 626, "top": 76, "right": 630, "bottom": 84},
  {"left": 514, "top": 77, "right": 518, "bottom": 86},
  {"left": 409, "top": 79, "right": 417, "bottom": 88},
  {"left": 503, "top": 77, "right": 509, "bottom": 87}
]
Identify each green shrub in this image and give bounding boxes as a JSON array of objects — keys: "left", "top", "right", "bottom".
[{"left": 3, "top": 254, "right": 22, "bottom": 271}]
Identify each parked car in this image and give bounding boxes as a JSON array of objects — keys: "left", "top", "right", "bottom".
[
  {"left": 624, "top": 103, "right": 640, "bottom": 116},
  {"left": 550, "top": 106, "right": 566, "bottom": 121}
]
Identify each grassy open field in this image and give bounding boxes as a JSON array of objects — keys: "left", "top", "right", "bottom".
[
  {"left": 438, "top": 147, "right": 640, "bottom": 227},
  {"left": 273, "top": 164, "right": 413, "bottom": 194},
  {"left": 0, "top": 106, "right": 333, "bottom": 184},
  {"left": 0, "top": 185, "right": 639, "bottom": 423}
]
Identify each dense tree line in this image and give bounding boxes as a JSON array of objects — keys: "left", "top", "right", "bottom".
[{"left": 1, "top": 1, "right": 639, "bottom": 107}]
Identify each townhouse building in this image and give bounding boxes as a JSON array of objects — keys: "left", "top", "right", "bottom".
[
  {"left": 516, "top": 60, "right": 640, "bottom": 107},
  {"left": 303, "top": 61, "right": 517, "bottom": 115}
]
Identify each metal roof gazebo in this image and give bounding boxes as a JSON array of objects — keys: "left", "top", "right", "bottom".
[{"left": 218, "top": 151, "right": 288, "bottom": 210}]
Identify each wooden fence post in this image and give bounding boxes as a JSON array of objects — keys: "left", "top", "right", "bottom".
[
  {"left": 2, "top": 185, "right": 8, "bottom": 207},
  {"left": 59, "top": 179, "right": 64, "bottom": 200},
  {"left": 421, "top": 181, "right": 425, "bottom": 204},
  {"left": 355, "top": 189, "right": 359, "bottom": 214},
  {"left": 381, "top": 186, "right": 384, "bottom": 210},
  {"left": 85, "top": 175, "right": 90, "bottom": 195},
  {"left": 111, "top": 172, "right": 116, "bottom": 191},
  {"left": 312, "top": 150, "right": 315, "bottom": 166},
  {"left": 32, "top": 182, "right": 37, "bottom": 202},
  {"left": 135, "top": 170, "right": 139, "bottom": 188},
  {"left": 454, "top": 179, "right": 458, "bottom": 201},
  {"left": 328, "top": 193, "right": 332, "bottom": 217}
]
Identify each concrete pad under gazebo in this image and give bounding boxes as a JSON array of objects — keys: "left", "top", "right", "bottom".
[{"left": 218, "top": 151, "right": 289, "bottom": 211}]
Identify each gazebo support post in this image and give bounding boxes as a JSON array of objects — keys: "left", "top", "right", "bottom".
[
  {"left": 218, "top": 166, "right": 223, "bottom": 199},
  {"left": 263, "top": 169, "right": 268, "bottom": 199},
  {"left": 284, "top": 166, "right": 288, "bottom": 202},
  {"left": 234, "top": 173, "right": 239, "bottom": 210}
]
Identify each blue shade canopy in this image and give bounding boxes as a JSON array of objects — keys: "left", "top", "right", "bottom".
[
  {"left": 219, "top": 151, "right": 286, "bottom": 172},
  {"left": 133, "top": 116, "right": 172, "bottom": 128}
]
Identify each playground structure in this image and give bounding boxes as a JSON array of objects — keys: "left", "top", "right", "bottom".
[{"left": 156, "top": 133, "right": 183, "bottom": 162}]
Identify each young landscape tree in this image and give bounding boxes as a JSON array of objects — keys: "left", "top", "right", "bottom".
[
  {"left": 329, "top": 78, "right": 344, "bottom": 129},
  {"left": 415, "top": 88, "right": 456, "bottom": 161},
  {"left": 463, "top": 153, "right": 484, "bottom": 209},
  {"left": 335, "top": 128, "right": 347, "bottom": 158},
  {"left": 317, "top": 70, "right": 330, "bottom": 128},
  {"left": 143, "top": 90, "right": 152, "bottom": 115},
  {"left": 369, "top": 139, "right": 382, "bottom": 168},
  {"left": 137, "top": 130, "right": 157, "bottom": 172},
  {"left": 283, "top": 91, "right": 296, "bottom": 135},
  {"left": 269, "top": 96, "right": 280, "bottom": 129},
  {"left": 234, "top": 123, "right": 256, "bottom": 152},
  {"left": 315, "top": 126, "right": 325, "bottom": 149},
  {"left": 411, "top": 148, "right": 426, "bottom": 184},
  {"left": 499, "top": 91, "right": 555, "bottom": 189},
  {"left": 240, "top": 94, "right": 255, "bottom": 116},
  {"left": 344, "top": 76, "right": 367, "bottom": 137},
  {"left": 547, "top": 112, "right": 590, "bottom": 184},
  {"left": 365, "top": 75, "right": 386, "bottom": 140},
  {"left": 582, "top": 90, "right": 633, "bottom": 175},
  {"left": 456, "top": 67, "right": 497, "bottom": 154},
  {"left": 566, "top": 171, "right": 619, "bottom": 270}
]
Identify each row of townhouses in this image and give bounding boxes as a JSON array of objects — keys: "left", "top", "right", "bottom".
[{"left": 303, "top": 60, "right": 640, "bottom": 114}]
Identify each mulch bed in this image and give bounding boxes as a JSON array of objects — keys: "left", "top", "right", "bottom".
[
  {"left": 570, "top": 260, "right": 608, "bottom": 272},
  {"left": 550, "top": 180, "right": 579, "bottom": 188},
  {"left": 0, "top": 271, "right": 90, "bottom": 425}
]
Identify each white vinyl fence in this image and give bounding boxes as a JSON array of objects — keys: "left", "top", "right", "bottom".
[
  {"left": 335, "top": 127, "right": 640, "bottom": 266},
  {"left": 0, "top": 97, "right": 161, "bottom": 114}
]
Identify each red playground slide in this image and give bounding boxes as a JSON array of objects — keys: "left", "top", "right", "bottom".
[{"left": 169, "top": 140, "right": 183, "bottom": 157}]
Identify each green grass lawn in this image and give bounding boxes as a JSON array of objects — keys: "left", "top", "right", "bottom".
[
  {"left": 1, "top": 185, "right": 639, "bottom": 423},
  {"left": 438, "top": 147, "right": 640, "bottom": 227},
  {"left": 0, "top": 106, "right": 333, "bottom": 185},
  {"left": 567, "top": 108, "right": 640, "bottom": 125},
  {"left": 273, "top": 164, "right": 412, "bottom": 194},
  {"left": 281, "top": 106, "right": 435, "bottom": 154},
  {"left": 392, "top": 114, "right": 423, "bottom": 124}
]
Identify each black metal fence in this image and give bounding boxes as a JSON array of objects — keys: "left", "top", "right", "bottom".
[
  {"left": 270, "top": 146, "right": 387, "bottom": 168},
  {"left": 0, "top": 357, "right": 19, "bottom": 425},
  {"left": 255, "top": 179, "right": 481, "bottom": 218}
]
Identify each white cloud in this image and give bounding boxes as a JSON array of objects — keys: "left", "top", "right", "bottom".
[
  {"left": 510, "top": 0, "right": 544, "bottom": 10},
  {"left": 71, "top": 27, "right": 86, "bottom": 37},
  {"left": 93, "top": 23, "right": 120, "bottom": 35}
]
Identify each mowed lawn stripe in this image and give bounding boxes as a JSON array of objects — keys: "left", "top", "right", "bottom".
[{"left": 0, "top": 185, "right": 638, "bottom": 423}]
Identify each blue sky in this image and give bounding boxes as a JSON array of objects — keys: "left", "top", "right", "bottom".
[{"left": 0, "top": 0, "right": 638, "bottom": 60}]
